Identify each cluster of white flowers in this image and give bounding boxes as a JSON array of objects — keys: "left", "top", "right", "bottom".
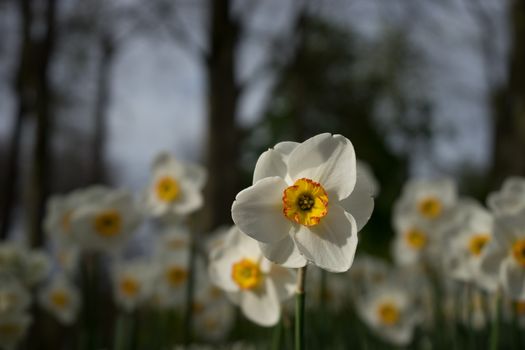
[{"left": 0, "top": 243, "right": 49, "bottom": 349}]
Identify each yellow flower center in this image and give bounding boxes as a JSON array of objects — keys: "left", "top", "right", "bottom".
[
  {"left": 192, "top": 302, "right": 205, "bottom": 314},
  {"left": 61, "top": 211, "right": 72, "bottom": 234},
  {"left": 468, "top": 234, "right": 490, "bottom": 256},
  {"left": 0, "top": 323, "right": 22, "bottom": 337},
  {"left": 512, "top": 239, "right": 525, "bottom": 267},
  {"left": 204, "top": 317, "right": 219, "bottom": 330},
  {"left": 405, "top": 228, "right": 427, "bottom": 250},
  {"left": 167, "top": 238, "right": 186, "bottom": 250},
  {"left": 377, "top": 302, "right": 400, "bottom": 326},
  {"left": 156, "top": 176, "right": 180, "bottom": 202},
  {"left": 50, "top": 290, "right": 70, "bottom": 309},
  {"left": 93, "top": 210, "right": 122, "bottom": 237},
  {"left": 120, "top": 277, "right": 140, "bottom": 297},
  {"left": 231, "top": 258, "right": 263, "bottom": 290},
  {"left": 165, "top": 265, "right": 187, "bottom": 287},
  {"left": 418, "top": 196, "right": 442, "bottom": 219},
  {"left": 516, "top": 301, "right": 525, "bottom": 315},
  {"left": 282, "top": 178, "right": 328, "bottom": 227}
]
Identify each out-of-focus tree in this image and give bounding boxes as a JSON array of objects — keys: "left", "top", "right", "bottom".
[
  {"left": 156, "top": 0, "right": 307, "bottom": 231},
  {"left": 464, "top": 0, "right": 525, "bottom": 187},
  {"left": 241, "top": 14, "right": 433, "bottom": 256}
]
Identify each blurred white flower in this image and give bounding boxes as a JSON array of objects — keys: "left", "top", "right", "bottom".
[
  {"left": 0, "top": 243, "right": 25, "bottom": 278},
  {"left": 143, "top": 153, "right": 206, "bottom": 217},
  {"left": 112, "top": 259, "right": 155, "bottom": 312},
  {"left": 0, "top": 279, "right": 31, "bottom": 315},
  {"left": 192, "top": 277, "right": 235, "bottom": 341},
  {"left": 38, "top": 274, "right": 81, "bottom": 325},
  {"left": 70, "top": 187, "right": 143, "bottom": 253},
  {"left": 348, "top": 255, "right": 390, "bottom": 298},
  {"left": 356, "top": 283, "right": 420, "bottom": 346},
  {"left": 208, "top": 226, "right": 295, "bottom": 326},
  {"left": 394, "top": 178, "right": 457, "bottom": 224},
  {"left": 391, "top": 213, "right": 432, "bottom": 266},
  {"left": 54, "top": 245, "right": 80, "bottom": 277},
  {"left": 153, "top": 225, "right": 190, "bottom": 259},
  {"left": 154, "top": 249, "right": 191, "bottom": 308},
  {"left": 0, "top": 312, "right": 31, "bottom": 350},
  {"left": 442, "top": 199, "right": 496, "bottom": 290},
  {"left": 480, "top": 208, "right": 525, "bottom": 299},
  {"left": 232, "top": 133, "right": 373, "bottom": 272},
  {"left": 487, "top": 177, "right": 525, "bottom": 216},
  {"left": 21, "top": 250, "right": 51, "bottom": 287}
]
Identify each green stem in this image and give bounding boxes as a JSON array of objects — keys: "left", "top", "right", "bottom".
[
  {"left": 295, "top": 265, "right": 307, "bottom": 350},
  {"left": 113, "top": 312, "right": 130, "bottom": 350},
  {"left": 182, "top": 231, "right": 198, "bottom": 346},
  {"left": 490, "top": 290, "right": 501, "bottom": 350},
  {"left": 271, "top": 318, "right": 283, "bottom": 350}
]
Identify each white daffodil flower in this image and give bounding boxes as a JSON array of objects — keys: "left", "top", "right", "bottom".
[
  {"left": 441, "top": 199, "right": 496, "bottom": 291},
  {"left": 20, "top": 250, "right": 51, "bottom": 287},
  {"left": 143, "top": 153, "right": 206, "bottom": 217},
  {"left": 356, "top": 284, "right": 420, "bottom": 346},
  {"left": 0, "top": 243, "right": 25, "bottom": 278},
  {"left": 70, "top": 187, "right": 143, "bottom": 253},
  {"left": 112, "top": 259, "right": 155, "bottom": 312},
  {"left": 487, "top": 177, "right": 525, "bottom": 216},
  {"left": 193, "top": 277, "right": 235, "bottom": 341},
  {"left": 54, "top": 244, "right": 80, "bottom": 277},
  {"left": 391, "top": 212, "right": 432, "bottom": 266},
  {"left": 480, "top": 208, "right": 525, "bottom": 299},
  {"left": 0, "top": 279, "right": 31, "bottom": 316},
  {"left": 232, "top": 133, "right": 374, "bottom": 272},
  {"left": 208, "top": 226, "right": 295, "bottom": 327},
  {"left": 394, "top": 178, "right": 457, "bottom": 225},
  {"left": 153, "top": 225, "right": 190, "bottom": 259},
  {"left": 0, "top": 312, "right": 31, "bottom": 350},
  {"left": 154, "top": 249, "right": 191, "bottom": 308},
  {"left": 38, "top": 275, "right": 81, "bottom": 325},
  {"left": 44, "top": 186, "right": 109, "bottom": 246}
]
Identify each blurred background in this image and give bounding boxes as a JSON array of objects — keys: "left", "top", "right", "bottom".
[{"left": 0, "top": 0, "right": 523, "bottom": 255}]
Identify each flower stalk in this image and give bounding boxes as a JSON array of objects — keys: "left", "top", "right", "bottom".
[{"left": 295, "top": 265, "right": 307, "bottom": 350}]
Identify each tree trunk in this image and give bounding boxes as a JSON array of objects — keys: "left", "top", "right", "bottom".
[
  {"left": 0, "top": 0, "right": 33, "bottom": 241},
  {"left": 28, "top": 0, "right": 58, "bottom": 247},
  {"left": 202, "top": 0, "right": 240, "bottom": 231},
  {"left": 92, "top": 34, "right": 114, "bottom": 185},
  {"left": 491, "top": 0, "right": 525, "bottom": 186}
]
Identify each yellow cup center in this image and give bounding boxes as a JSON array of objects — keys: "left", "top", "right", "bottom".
[
  {"left": 0, "top": 323, "right": 22, "bottom": 337},
  {"left": 405, "top": 228, "right": 427, "bottom": 250},
  {"left": 156, "top": 176, "right": 180, "bottom": 202},
  {"left": 120, "top": 277, "right": 140, "bottom": 297},
  {"left": 61, "top": 211, "right": 73, "bottom": 234},
  {"left": 231, "top": 258, "right": 263, "bottom": 290},
  {"left": 468, "top": 234, "right": 490, "bottom": 256},
  {"left": 165, "top": 266, "right": 187, "bottom": 287},
  {"left": 283, "top": 178, "right": 328, "bottom": 227},
  {"left": 512, "top": 239, "right": 525, "bottom": 267},
  {"left": 418, "top": 196, "right": 442, "bottom": 219},
  {"left": 50, "top": 290, "right": 70, "bottom": 309},
  {"left": 377, "top": 302, "right": 400, "bottom": 326},
  {"left": 93, "top": 210, "right": 122, "bottom": 237}
]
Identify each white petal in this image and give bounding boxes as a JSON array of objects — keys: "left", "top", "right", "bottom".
[
  {"left": 267, "top": 266, "right": 296, "bottom": 301},
  {"left": 274, "top": 141, "right": 299, "bottom": 156},
  {"left": 240, "top": 279, "right": 281, "bottom": 326},
  {"left": 259, "top": 236, "right": 307, "bottom": 268},
  {"left": 501, "top": 258, "right": 525, "bottom": 300},
  {"left": 339, "top": 173, "right": 374, "bottom": 231},
  {"left": 171, "top": 181, "right": 203, "bottom": 215},
  {"left": 253, "top": 149, "right": 288, "bottom": 184},
  {"left": 231, "top": 177, "right": 292, "bottom": 243},
  {"left": 294, "top": 205, "right": 358, "bottom": 272},
  {"left": 287, "top": 134, "right": 356, "bottom": 201},
  {"left": 208, "top": 246, "right": 243, "bottom": 292},
  {"left": 183, "top": 162, "right": 207, "bottom": 189}
]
